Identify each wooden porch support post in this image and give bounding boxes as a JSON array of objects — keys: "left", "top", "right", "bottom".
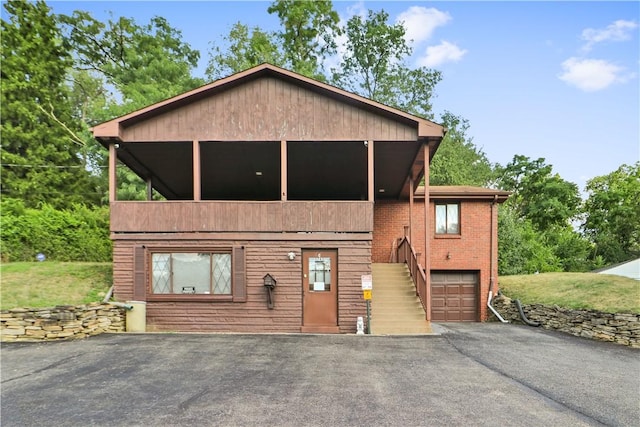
[
  {"left": 423, "top": 143, "right": 431, "bottom": 321},
  {"left": 281, "top": 140, "right": 287, "bottom": 201},
  {"left": 146, "top": 178, "right": 152, "bottom": 201},
  {"left": 409, "top": 176, "right": 414, "bottom": 245},
  {"left": 367, "top": 140, "right": 374, "bottom": 201},
  {"left": 109, "top": 142, "right": 117, "bottom": 202},
  {"left": 193, "top": 139, "right": 201, "bottom": 201}
]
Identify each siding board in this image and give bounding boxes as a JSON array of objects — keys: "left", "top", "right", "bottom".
[
  {"left": 121, "top": 77, "right": 417, "bottom": 142},
  {"left": 112, "top": 201, "right": 372, "bottom": 233},
  {"left": 112, "top": 238, "right": 370, "bottom": 333}
]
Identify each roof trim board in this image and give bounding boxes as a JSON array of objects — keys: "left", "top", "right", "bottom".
[{"left": 92, "top": 63, "right": 444, "bottom": 142}]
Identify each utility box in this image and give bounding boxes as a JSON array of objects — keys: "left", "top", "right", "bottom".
[{"left": 126, "top": 301, "right": 146, "bottom": 332}]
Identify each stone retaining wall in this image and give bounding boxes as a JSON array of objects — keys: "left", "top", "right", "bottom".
[
  {"left": 1, "top": 303, "right": 126, "bottom": 342},
  {"left": 492, "top": 295, "right": 640, "bottom": 348}
]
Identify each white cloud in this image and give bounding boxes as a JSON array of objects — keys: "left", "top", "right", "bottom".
[
  {"left": 581, "top": 20, "right": 638, "bottom": 51},
  {"left": 558, "top": 57, "right": 634, "bottom": 92},
  {"left": 346, "top": 0, "right": 366, "bottom": 19},
  {"left": 417, "top": 41, "right": 467, "bottom": 68},
  {"left": 396, "top": 6, "right": 451, "bottom": 46}
]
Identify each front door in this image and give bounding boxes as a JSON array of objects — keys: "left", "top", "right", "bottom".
[{"left": 302, "top": 250, "right": 339, "bottom": 333}]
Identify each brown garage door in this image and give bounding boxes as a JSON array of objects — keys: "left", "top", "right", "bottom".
[{"left": 431, "top": 271, "right": 478, "bottom": 321}]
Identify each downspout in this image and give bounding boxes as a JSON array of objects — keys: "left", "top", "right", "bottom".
[
  {"left": 488, "top": 195, "right": 508, "bottom": 323},
  {"left": 102, "top": 285, "right": 134, "bottom": 310},
  {"left": 102, "top": 285, "right": 114, "bottom": 303}
]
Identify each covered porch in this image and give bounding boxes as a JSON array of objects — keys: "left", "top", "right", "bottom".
[{"left": 92, "top": 64, "right": 445, "bottom": 333}]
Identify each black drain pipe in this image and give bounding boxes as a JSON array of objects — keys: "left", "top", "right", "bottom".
[{"left": 515, "top": 299, "right": 540, "bottom": 327}]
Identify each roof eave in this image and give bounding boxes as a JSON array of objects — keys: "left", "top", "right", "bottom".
[
  {"left": 415, "top": 186, "right": 512, "bottom": 202},
  {"left": 90, "top": 63, "right": 445, "bottom": 140}
]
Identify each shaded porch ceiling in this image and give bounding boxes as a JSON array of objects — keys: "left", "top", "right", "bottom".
[{"left": 115, "top": 139, "right": 422, "bottom": 201}]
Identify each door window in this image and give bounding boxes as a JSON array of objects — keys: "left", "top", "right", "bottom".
[{"left": 308, "top": 257, "right": 331, "bottom": 291}]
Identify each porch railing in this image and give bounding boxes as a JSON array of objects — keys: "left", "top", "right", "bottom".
[
  {"left": 109, "top": 200, "right": 373, "bottom": 233},
  {"left": 397, "top": 236, "right": 427, "bottom": 314}
]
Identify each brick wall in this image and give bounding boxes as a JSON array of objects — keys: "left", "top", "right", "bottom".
[{"left": 373, "top": 198, "right": 499, "bottom": 320}]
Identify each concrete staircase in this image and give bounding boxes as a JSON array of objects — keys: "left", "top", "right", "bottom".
[{"left": 370, "top": 263, "right": 431, "bottom": 335}]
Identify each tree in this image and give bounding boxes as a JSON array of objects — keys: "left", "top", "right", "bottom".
[
  {"left": 496, "top": 155, "right": 581, "bottom": 230},
  {"left": 582, "top": 163, "right": 640, "bottom": 264},
  {"left": 498, "top": 206, "right": 562, "bottom": 275},
  {"left": 60, "top": 12, "right": 204, "bottom": 114},
  {"left": 333, "top": 9, "right": 441, "bottom": 119},
  {"left": 267, "top": 0, "right": 340, "bottom": 80},
  {"left": 430, "top": 111, "right": 494, "bottom": 186},
  {"left": 60, "top": 10, "right": 206, "bottom": 200},
  {"left": 545, "top": 224, "right": 595, "bottom": 272},
  {"left": 1, "top": 0, "right": 100, "bottom": 208},
  {"left": 494, "top": 155, "right": 602, "bottom": 273},
  {"left": 206, "top": 22, "right": 283, "bottom": 80}
]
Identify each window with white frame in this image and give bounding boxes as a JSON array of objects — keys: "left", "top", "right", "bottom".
[
  {"left": 151, "top": 252, "right": 231, "bottom": 295},
  {"left": 435, "top": 203, "right": 460, "bottom": 235}
]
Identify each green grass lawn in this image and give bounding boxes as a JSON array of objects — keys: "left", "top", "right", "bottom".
[
  {"left": 1, "top": 263, "right": 639, "bottom": 314},
  {"left": 0, "top": 262, "right": 112, "bottom": 310},
  {"left": 499, "top": 272, "right": 640, "bottom": 314}
]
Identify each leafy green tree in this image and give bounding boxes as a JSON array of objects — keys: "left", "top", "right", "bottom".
[
  {"left": 545, "top": 225, "right": 596, "bottom": 272},
  {"left": 332, "top": 9, "right": 441, "bottom": 119},
  {"left": 498, "top": 206, "right": 562, "bottom": 275},
  {"left": 430, "top": 111, "right": 494, "bottom": 186},
  {"left": 60, "top": 12, "right": 204, "bottom": 114},
  {"left": 582, "top": 163, "right": 640, "bottom": 264},
  {"left": 206, "top": 22, "right": 283, "bottom": 80},
  {"left": 494, "top": 155, "right": 605, "bottom": 273},
  {"left": 1, "top": 0, "right": 100, "bottom": 208},
  {"left": 60, "top": 10, "right": 206, "bottom": 200},
  {"left": 267, "top": 0, "right": 340, "bottom": 80},
  {"left": 496, "top": 155, "right": 581, "bottom": 230}
]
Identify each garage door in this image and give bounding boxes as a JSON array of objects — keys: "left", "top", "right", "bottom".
[{"left": 431, "top": 271, "right": 478, "bottom": 321}]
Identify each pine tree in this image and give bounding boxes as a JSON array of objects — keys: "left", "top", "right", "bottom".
[{"left": 1, "top": 0, "right": 100, "bottom": 208}]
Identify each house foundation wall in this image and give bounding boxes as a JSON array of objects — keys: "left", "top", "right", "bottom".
[{"left": 113, "top": 236, "right": 370, "bottom": 333}]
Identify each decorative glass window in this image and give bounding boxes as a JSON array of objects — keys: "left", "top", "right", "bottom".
[
  {"left": 308, "top": 257, "right": 332, "bottom": 291},
  {"left": 435, "top": 203, "right": 460, "bottom": 235},
  {"left": 151, "top": 252, "right": 231, "bottom": 295}
]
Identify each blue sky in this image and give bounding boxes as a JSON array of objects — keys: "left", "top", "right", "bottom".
[{"left": 47, "top": 1, "right": 639, "bottom": 190}]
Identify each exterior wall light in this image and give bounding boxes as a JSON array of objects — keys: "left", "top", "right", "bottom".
[{"left": 287, "top": 252, "right": 296, "bottom": 261}]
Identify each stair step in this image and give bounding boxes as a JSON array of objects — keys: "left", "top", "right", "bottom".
[{"left": 370, "top": 263, "right": 430, "bottom": 335}]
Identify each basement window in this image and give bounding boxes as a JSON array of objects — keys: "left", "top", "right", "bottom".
[
  {"left": 435, "top": 203, "right": 460, "bottom": 235},
  {"left": 151, "top": 252, "right": 231, "bottom": 296}
]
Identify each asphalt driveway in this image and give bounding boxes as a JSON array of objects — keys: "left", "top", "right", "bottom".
[{"left": 1, "top": 323, "right": 638, "bottom": 426}]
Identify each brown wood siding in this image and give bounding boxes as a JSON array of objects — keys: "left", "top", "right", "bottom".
[
  {"left": 111, "top": 237, "right": 370, "bottom": 333},
  {"left": 113, "top": 243, "right": 135, "bottom": 302},
  {"left": 110, "top": 201, "right": 373, "bottom": 233},
  {"left": 336, "top": 242, "right": 371, "bottom": 333},
  {"left": 120, "top": 77, "right": 418, "bottom": 142}
]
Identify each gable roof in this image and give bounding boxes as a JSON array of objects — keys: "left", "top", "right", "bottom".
[{"left": 92, "top": 63, "right": 444, "bottom": 141}]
